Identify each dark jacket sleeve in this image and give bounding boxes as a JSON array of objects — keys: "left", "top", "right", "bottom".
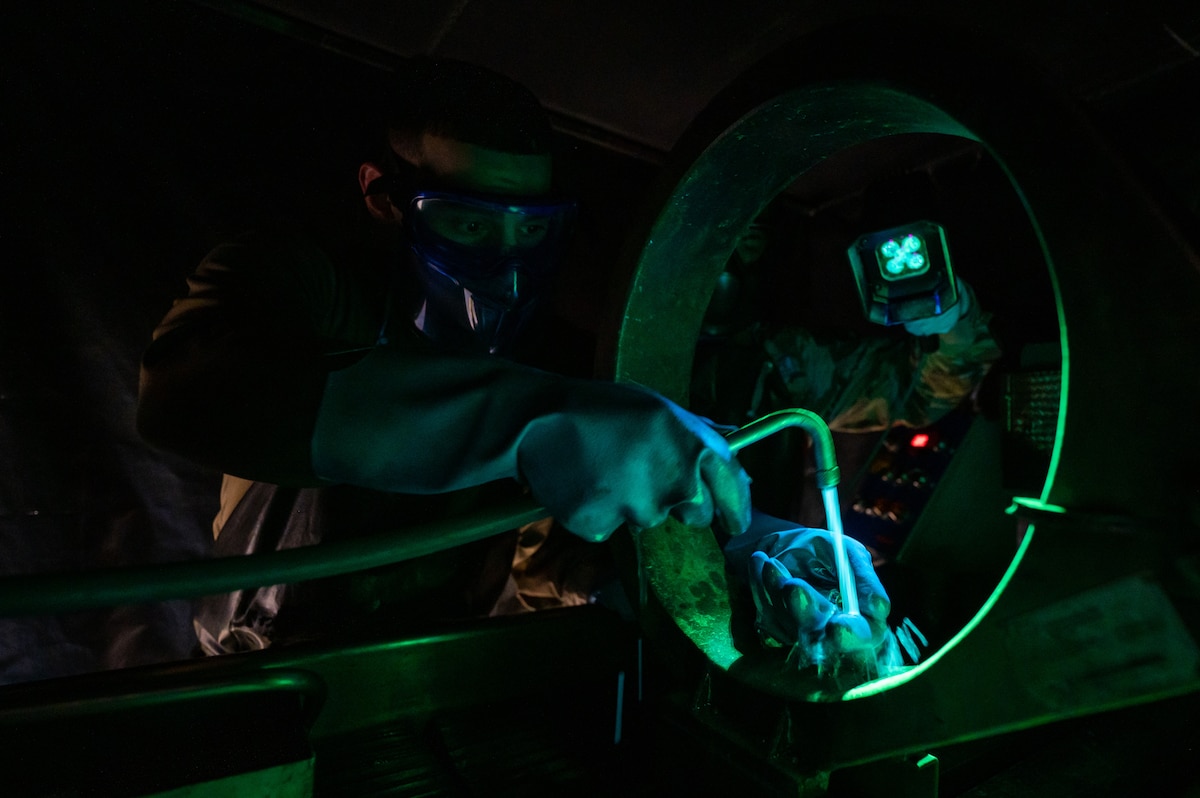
[
  {"left": 138, "top": 235, "right": 753, "bottom": 543},
  {"left": 137, "top": 235, "right": 386, "bottom": 486}
]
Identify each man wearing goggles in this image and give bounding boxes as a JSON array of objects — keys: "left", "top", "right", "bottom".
[
  {"left": 138, "top": 58, "right": 752, "bottom": 652},
  {"left": 364, "top": 154, "right": 577, "bottom": 355},
  {"left": 139, "top": 57, "right": 914, "bottom": 680}
]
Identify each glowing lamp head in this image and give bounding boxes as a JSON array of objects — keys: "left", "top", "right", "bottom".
[
  {"left": 847, "top": 220, "right": 958, "bottom": 326},
  {"left": 878, "top": 234, "right": 930, "bottom": 280}
]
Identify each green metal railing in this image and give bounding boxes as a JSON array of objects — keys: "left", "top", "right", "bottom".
[{"left": 0, "top": 497, "right": 546, "bottom": 617}]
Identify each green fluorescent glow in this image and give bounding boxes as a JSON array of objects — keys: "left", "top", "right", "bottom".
[
  {"left": 877, "top": 234, "right": 929, "bottom": 280},
  {"left": 1006, "top": 496, "right": 1068, "bottom": 515},
  {"left": 988, "top": 161, "right": 1068, "bottom": 511},
  {"left": 1042, "top": 256, "right": 1069, "bottom": 510},
  {"left": 705, "top": 632, "right": 744, "bottom": 670},
  {"left": 840, "top": 524, "right": 1036, "bottom": 700}
]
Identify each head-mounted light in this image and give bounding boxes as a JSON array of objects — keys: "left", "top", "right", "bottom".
[{"left": 847, "top": 220, "right": 958, "bottom": 326}]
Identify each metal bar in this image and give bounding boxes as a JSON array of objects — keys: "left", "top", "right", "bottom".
[
  {"left": 0, "top": 667, "right": 327, "bottom": 728},
  {"left": 0, "top": 497, "right": 546, "bottom": 617},
  {"left": 0, "top": 408, "right": 834, "bottom": 618}
]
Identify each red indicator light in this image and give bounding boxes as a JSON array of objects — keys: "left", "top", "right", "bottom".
[{"left": 910, "top": 433, "right": 930, "bottom": 448}]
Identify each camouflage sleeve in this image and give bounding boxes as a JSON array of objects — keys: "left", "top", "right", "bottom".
[
  {"left": 905, "top": 283, "right": 1002, "bottom": 429},
  {"left": 762, "top": 284, "right": 1001, "bottom": 433}
]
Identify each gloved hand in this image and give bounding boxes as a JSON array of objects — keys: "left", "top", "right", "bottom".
[
  {"left": 517, "top": 381, "right": 752, "bottom": 542},
  {"left": 903, "top": 277, "right": 973, "bottom": 337},
  {"left": 731, "top": 516, "right": 891, "bottom": 671},
  {"left": 312, "top": 345, "right": 751, "bottom": 543}
]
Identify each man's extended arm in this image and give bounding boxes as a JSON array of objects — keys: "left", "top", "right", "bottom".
[{"left": 138, "top": 236, "right": 751, "bottom": 542}]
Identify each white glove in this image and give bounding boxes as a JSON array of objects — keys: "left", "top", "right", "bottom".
[
  {"left": 737, "top": 522, "right": 891, "bottom": 670},
  {"left": 726, "top": 512, "right": 928, "bottom": 678}
]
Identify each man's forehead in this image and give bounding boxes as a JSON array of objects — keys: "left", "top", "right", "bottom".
[{"left": 417, "top": 134, "right": 552, "bottom": 197}]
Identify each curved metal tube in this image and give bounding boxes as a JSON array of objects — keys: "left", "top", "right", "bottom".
[
  {"left": 0, "top": 667, "right": 327, "bottom": 729},
  {"left": 726, "top": 408, "right": 856, "bottom": 616},
  {"left": 725, "top": 408, "right": 841, "bottom": 488},
  {"left": 0, "top": 497, "right": 547, "bottom": 618}
]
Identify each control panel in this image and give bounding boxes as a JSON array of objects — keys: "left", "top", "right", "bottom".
[{"left": 843, "top": 406, "right": 974, "bottom": 561}]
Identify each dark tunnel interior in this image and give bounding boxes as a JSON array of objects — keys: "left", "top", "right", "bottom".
[{"left": 4, "top": 1, "right": 1200, "bottom": 795}]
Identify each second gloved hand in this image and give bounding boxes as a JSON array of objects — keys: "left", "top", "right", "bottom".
[{"left": 734, "top": 518, "right": 891, "bottom": 672}]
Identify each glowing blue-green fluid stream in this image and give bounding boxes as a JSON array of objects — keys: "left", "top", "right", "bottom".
[{"left": 821, "top": 485, "right": 859, "bottom": 617}]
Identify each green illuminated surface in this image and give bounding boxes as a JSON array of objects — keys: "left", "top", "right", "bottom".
[
  {"left": 841, "top": 525, "right": 1036, "bottom": 700},
  {"left": 1006, "top": 496, "right": 1068, "bottom": 515},
  {"left": 154, "top": 759, "right": 313, "bottom": 798},
  {"left": 640, "top": 517, "right": 741, "bottom": 669},
  {"left": 989, "top": 167, "right": 1068, "bottom": 512}
]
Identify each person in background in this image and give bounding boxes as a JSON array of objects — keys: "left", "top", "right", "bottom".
[{"left": 695, "top": 194, "right": 1002, "bottom": 670}]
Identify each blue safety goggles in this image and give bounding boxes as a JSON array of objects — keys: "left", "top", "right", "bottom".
[{"left": 403, "top": 191, "right": 577, "bottom": 283}]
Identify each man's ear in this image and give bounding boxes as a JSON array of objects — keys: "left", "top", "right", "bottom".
[{"left": 359, "top": 161, "right": 401, "bottom": 223}]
